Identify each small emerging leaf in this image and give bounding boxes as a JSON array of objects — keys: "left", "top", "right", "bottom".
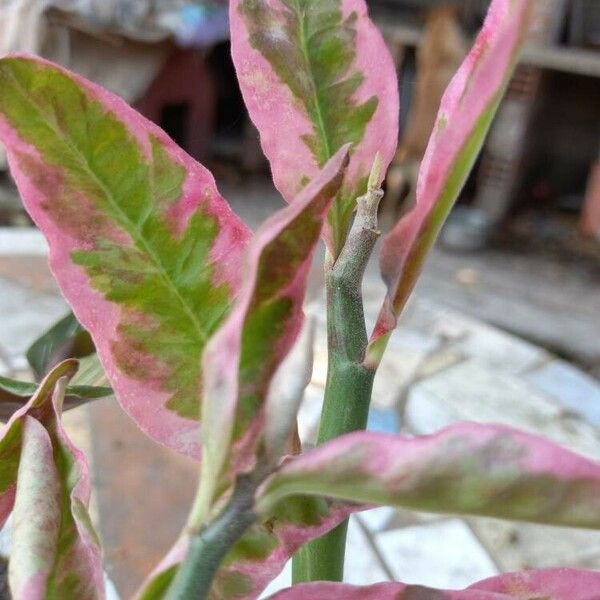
[
  {"left": 258, "top": 423, "right": 600, "bottom": 529},
  {"left": 230, "top": 0, "right": 399, "bottom": 255}
]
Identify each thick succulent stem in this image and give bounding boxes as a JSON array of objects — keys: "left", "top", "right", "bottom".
[{"left": 293, "top": 161, "right": 383, "bottom": 583}]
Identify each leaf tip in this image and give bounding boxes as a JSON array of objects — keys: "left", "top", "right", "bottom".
[{"left": 368, "top": 152, "right": 383, "bottom": 191}]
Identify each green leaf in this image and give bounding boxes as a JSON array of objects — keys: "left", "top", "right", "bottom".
[
  {"left": 26, "top": 312, "right": 94, "bottom": 380},
  {"left": 0, "top": 372, "right": 112, "bottom": 422}
]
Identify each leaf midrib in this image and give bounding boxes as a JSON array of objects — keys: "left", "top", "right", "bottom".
[
  {"left": 6, "top": 68, "right": 212, "bottom": 346},
  {"left": 295, "top": 1, "right": 332, "bottom": 162}
]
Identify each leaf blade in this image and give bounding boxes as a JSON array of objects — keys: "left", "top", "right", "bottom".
[
  {"left": 257, "top": 423, "right": 600, "bottom": 529},
  {"left": 370, "top": 0, "right": 533, "bottom": 352},
  {"left": 266, "top": 568, "right": 600, "bottom": 599},
  {"left": 0, "top": 362, "right": 104, "bottom": 600},
  {"left": 200, "top": 146, "right": 349, "bottom": 513},
  {"left": 0, "top": 54, "right": 252, "bottom": 457},
  {"left": 26, "top": 312, "right": 94, "bottom": 380},
  {"left": 230, "top": 0, "right": 399, "bottom": 254},
  {"left": 0, "top": 373, "right": 112, "bottom": 423}
]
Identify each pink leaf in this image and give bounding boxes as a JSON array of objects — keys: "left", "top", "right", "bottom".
[
  {"left": 267, "top": 568, "right": 600, "bottom": 599},
  {"left": 230, "top": 0, "right": 399, "bottom": 255},
  {"left": 257, "top": 422, "right": 600, "bottom": 529},
  {"left": 471, "top": 568, "right": 600, "bottom": 598},
  {"left": 370, "top": 0, "right": 533, "bottom": 355},
  {"left": 0, "top": 54, "right": 252, "bottom": 458}
]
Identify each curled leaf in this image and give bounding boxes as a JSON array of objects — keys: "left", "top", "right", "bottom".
[
  {"left": 264, "top": 317, "right": 315, "bottom": 463},
  {"left": 0, "top": 361, "right": 104, "bottom": 599}
]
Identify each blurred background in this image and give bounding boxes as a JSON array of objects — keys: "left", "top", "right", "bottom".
[{"left": 0, "top": 0, "right": 599, "bottom": 597}]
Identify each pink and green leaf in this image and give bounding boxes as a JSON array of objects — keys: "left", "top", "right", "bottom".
[
  {"left": 0, "top": 54, "right": 252, "bottom": 458},
  {"left": 267, "top": 568, "right": 600, "bottom": 599},
  {"left": 370, "top": 0, "right": 533, "bottom": 359},
  {"left": 0, "top": 361, "right": 76, "bottom": 529},
  {"left": 200, "top": 147, "right": 349, "bottom": 511},
  {"left": 230, "top": 0, "right": 399, "bottom": 255},
  {"left": 0, "top": 361, "right": 103, "bottom": 599},
  {"left": 257, "top": 422, "right": 600, "bottom": 529},
  {"left": 137, "top": 497, "right": 355, "bottom": 600}
]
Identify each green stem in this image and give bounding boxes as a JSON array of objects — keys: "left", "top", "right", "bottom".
[
  {"left": 292, "top": 181, "right": 382, "bottom": 583},
  {"left": 164, "top": 477, "right": 257, "bottom": 600}
]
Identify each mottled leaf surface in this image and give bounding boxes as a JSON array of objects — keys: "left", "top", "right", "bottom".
[
  {"left": 136, "top": 497, "right": 355, "bottom": 600},
  {"left": 370, "top": 0, "right": 532, "bottom": 356},
  {"left": 0, "top": 55, "right": 252, "bottom": 457},
  {"left": 258, "top": 423, "right": 600, "bottom": 528},
  {"left": 267, "top": 568, "right": 600, "bottom": 599},
  {"left": 230, "top": 0, "right": 399, "bottom": 254},
  {"left": 200, "top": 147, "right": 348, "bottom": 514},
  {"left": 0, "top": 361, "right": 103, "bottom": 600}
]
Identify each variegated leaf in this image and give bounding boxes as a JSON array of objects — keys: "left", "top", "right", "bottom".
[
  {"left": 136, "top": 497, "right": 355, "bottom": 600},
  {"left": 257, "top": 423, "right": 600, "bottom": 529},
  {"left": 0, "top": 361, "right": 76, "bottom": 529},
  {"left": 370, "top": 0, "right": 533, "bottom": 361},
  {"left": 200, "top": 146, "right": 349, "bottom": 516},
  {"left": 0, "top": 360, "right": 104, "bottom": 600},
  {"left": 266, "top": 568, "right": 600, "bottom": 599},
  {"left": 230, "top": 0, "right": 399, "bottom": 255},
  {"left": 0, "top": 54, "right": 252, "bottom": 458}
]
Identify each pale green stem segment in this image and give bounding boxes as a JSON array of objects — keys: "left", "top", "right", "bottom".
[
  {"left": 164, "top": 476, "right": 257, "bottom": 600},
  {"left": 293, "top": 159, "right": 383, "bottom": 583}
]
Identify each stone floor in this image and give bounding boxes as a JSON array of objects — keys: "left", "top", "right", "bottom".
[{"left": 2, "top": 226, "right": 600, "bottom": 598}]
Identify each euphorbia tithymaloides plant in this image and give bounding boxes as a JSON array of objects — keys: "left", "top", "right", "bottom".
[{"left": 2, "top": 1, "right": 600, "bottom": 599}]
